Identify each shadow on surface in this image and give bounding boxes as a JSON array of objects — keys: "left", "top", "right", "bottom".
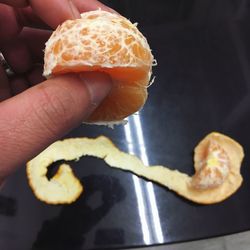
[
  {"left": 0, "top": 195, "right": 16, "bottom": 216},
  {"left": 31, "top": 174, "right": 126, "bottom": 250}
]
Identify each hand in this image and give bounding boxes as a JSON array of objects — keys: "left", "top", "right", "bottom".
[{"left": 0, "top": 0, "right": 114, "bottom": 181}]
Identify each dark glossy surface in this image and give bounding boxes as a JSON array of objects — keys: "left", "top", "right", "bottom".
[{"left": 1, "top": 1, "right": 250, "bottom": 249}]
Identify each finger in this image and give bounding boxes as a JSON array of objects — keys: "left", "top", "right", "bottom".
[
  {"left": 17, "top": 6, "right": 50, "bottom": 30},
  {"left": 0, "top": 0, "right": 28, "bottom": 7},
  {"left": 0, "top": 72, "right": 112, "bottom": 177},
  {"left": 0, "top": 65, "right": 12, "bottom": 101},
  {"left": 1, "top": 28, "right": 49, "bottom": 76},
  {"left": 30, "top": 0, "right": 80, "bottom": 29},
  {"left": 0, "top": 0, "right": 76, "bottom": 42},
  {"left": 1, "top": 28, "right": 50, "bottom": 74},
  {"left": 72, "top": 0, "right": 117, "bottom": 13},
  {"left": 0, "top": 4, "right": 21, "bottom": 42},
  {"left": 30, "top": 0, "right": 115, "bottom": 29},
  {"left": 0, "top": 0, "right": 115, "bottom": 42},
  {"left": 20, "top": 27, "right": 51, "bottom": 62},
  {"left": 0, "top": 5, "right": 47, "bottom": 43},
  {"left": 1, "top": 38, "right": 32, "bottom": 73},
  {"left": 10, "top": 76, "right": 29, "bottom": 95},
  {"left": 26, "top": 64, "right": 45, "bottom": 85}
]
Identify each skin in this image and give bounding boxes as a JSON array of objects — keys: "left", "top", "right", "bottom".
[{"left": 0, "top": 0, "right": 115, "bottom": 181}]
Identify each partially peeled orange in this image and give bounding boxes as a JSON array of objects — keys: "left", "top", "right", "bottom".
[{"left": 43, "top": 10, "right": 155, "bottom": 123}]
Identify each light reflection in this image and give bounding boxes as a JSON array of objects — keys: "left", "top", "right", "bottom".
[
  {"left": 131, "top": 115, "right": 149, "bottom": 165},
  {"left": 124, "top": 118, "right": 151, "bottom": 245},
  {"left": 146, "top": 182, "right": 164, "bottom": 243},
  {"left": 123, "top": 114, "right": 164, "bottom": 245},
  {"left": 132, "top": 114, "right": 164, "bottom": 244}
]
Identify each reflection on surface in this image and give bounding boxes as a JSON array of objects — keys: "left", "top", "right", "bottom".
[
  {"left": 32, "top": 175, "right": 125, "bottom": 250},
  {"left": 0, "top": 195, "right": 16, "bottom": 217},
  {"left": 124, "top": 114, "right": 164, "bottom": 245},
  {"left": 124, "top": 116, "right": 151, "bottom": 244}
]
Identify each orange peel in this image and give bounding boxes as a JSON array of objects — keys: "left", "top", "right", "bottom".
[
  {"left": 26, "top": 132, "right": 244, "bottom": 204},
  {"left": 43, "top": 10, "right": 155, "bottom": 123},
  {"left": 27, "top": 160, "right": 83, "bottom": 204}
]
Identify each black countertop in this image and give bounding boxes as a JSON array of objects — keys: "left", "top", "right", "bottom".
[{"left": 1, "top": 1, "right": 250, "bottom": 249}]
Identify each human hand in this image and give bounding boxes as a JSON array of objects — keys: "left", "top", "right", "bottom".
[{"left": 0, "top": 0, "right": 114, "bottom": 181}]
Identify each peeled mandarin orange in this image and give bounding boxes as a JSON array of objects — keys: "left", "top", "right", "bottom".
[{"left": 43, "top": 10, "right": 155, "bottom": 123}]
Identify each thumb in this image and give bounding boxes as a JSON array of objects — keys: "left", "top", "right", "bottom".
[{"left": 0, "top": 72, "right": 112, "bottom": 179}]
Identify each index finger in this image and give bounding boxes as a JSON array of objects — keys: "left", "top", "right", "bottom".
[
  {"left": 0, "top": 0, "right": 29, "bottom": 7},
  {"left": 0, "top": 0, "right": 80, "bottom": 30},
  {"left": 0, "top": 0, "right": 114, "bottom": 29},
  {"left": 30, "top": 0, "right": 80, "bottom": 29},
  {"left": 31, "top": 0, "right": 116, "bottom": 28}
]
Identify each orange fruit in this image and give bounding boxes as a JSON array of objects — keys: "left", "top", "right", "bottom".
[{"left": 43, "top": 10, "right": 155, "bottom": 123}]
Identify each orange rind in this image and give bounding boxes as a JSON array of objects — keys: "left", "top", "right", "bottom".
[
  {"left": 43, "top": 10, "right": 155, "bottom": 123},
  {"left": 26, "top": 132, "right": 244, "bottom": 205},
  {"left": 27, "top": 160, "right": 83, "bottom": 204}
]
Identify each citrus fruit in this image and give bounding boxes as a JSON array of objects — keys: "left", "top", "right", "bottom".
[
  {"left": 191, "top": 140, "right": 230, "bottom": 189},
  {"left": 43, "top": 10, "right": 155, "bottom": 123}
]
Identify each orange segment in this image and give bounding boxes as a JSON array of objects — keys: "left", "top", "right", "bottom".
[
  {"left": 90, "top": 83, "right": 147, "bottom": 121},
  {"left": 43, "top": 10, "right": 154, "bottom": 122},
  {"left": 191, "top": 141, "right": 230, "bottom": 189}
]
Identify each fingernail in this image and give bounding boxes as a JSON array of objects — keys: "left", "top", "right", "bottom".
[
  {"left": 107, "top": 7, "right": 120, "bottom": 14},
  {"left": 97, "top": 4, "right": 119, "bottom": 14},
  {"left": 68, "top": 0, "right": 81, "bottom": 19},
  {"left": 101, "top": 6, "right": 119, "bottom": 14},
  {"left": 80, "top": 72, "right": 112, "bottom": 111}
]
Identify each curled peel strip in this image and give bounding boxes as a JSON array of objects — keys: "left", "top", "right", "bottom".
[
  {"left": 26, "top": 132, "right": 244, "bottom": 205},
  {"left": 26, "top": 160, "right": 83, "bottom": 204}
]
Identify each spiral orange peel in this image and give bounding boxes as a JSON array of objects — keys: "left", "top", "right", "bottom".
[{"left": 26, "top": 132, "right": 244, "bottom": 204}]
